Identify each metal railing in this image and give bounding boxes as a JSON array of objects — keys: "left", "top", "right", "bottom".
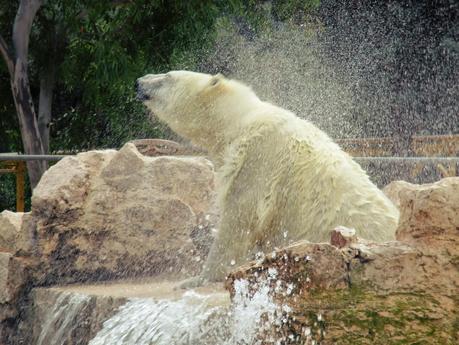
[
  {"left": 0, "top": 154, "right": 69, "bottom": 212},
  {"left": 1, "top": 134, "right": 458, "bottom": 212}
]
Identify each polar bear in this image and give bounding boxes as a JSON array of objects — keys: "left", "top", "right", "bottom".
[{"left": 136, "top": 71, "right": 399, "bottom": 284}]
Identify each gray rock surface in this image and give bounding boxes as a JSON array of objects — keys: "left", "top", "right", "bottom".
[{"left": 31, "top": 143, "right": 216, "bottom": 285}]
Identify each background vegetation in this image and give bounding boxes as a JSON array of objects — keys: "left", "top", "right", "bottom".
[{"left": 0, "top": 0, "right": 457, "bottom": 210}]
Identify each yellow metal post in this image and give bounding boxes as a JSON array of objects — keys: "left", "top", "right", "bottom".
[{"left": 16, "top": 161, "right": 25, "bottom": 212}]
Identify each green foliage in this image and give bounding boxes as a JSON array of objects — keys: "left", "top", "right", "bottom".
[
  {"left": 51, "top": 93, "right": 164, "bottom": 150},
  {"left": 51, "top": 0, "right": 234, "bottom": 151},
  {"left": 0, "top": 172, "right": 32, "bottom": 212},
  {"left": 0, "top": 0, "right": 318, "bottom": 210},
  {"left": 59, "top": 1, "right": 221, "bottom": 107},
  {"left": 1, "top": 0, "right": 317, "bottom": 154}
]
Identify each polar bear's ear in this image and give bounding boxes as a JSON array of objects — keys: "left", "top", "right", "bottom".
[{"left": 210, "top": 73, "right": 224, "bottom": 87}]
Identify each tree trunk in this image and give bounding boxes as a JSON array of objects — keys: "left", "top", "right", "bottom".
[
  {"left": 0, "top": 0, "right": 46, "bottom": 189},
  {"left": 11, "top": 60, "right": 48, "bottom": 188},
  {"left": 37, "top": 20, "right": 65, "bottom": 155},
  {"left": 38, "top": 65, "right": 56, "bottom": 154}
]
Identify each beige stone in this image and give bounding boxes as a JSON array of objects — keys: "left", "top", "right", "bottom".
[
  {"left": 0, "top": 252, "right": 31, "bottom": 308},
  {"left": 32, "top": 149, "right": 117, "bottom": 216},
  {"left": 226, "top": 241, "right": 349, "bottom": 297},
  {"left": 31, "top": 143, "right": 216, "bottom": 285},
  {"left": 0, "top": 252, "right": 13, "bottom": 304}
]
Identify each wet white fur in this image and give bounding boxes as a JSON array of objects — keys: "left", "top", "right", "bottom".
[{"left": 139, "top": 71, "right": 399, "bottom": 281}]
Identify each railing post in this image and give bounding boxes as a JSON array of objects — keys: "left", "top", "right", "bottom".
[{"left": 16, "top": 161, "right": 25, "bottom": 212}]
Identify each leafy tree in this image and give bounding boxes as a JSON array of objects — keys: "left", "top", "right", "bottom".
[
  {"left": 0, "top": 0, "right": 328, "bottom": 209},
  {"left": 0, "top": 0, "right": 235, "bottom": 188}
]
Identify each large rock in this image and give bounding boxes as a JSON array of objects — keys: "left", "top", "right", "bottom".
[
  {"left": 30, "top": 143, "right": 216, "bottom": 285},
  {"left": 0, "top": 253, "right": 32, "bottom": 305},
  {"left": 0, "top": 212, "right": 36, "bottom": 344},
  {"left": 226, "top": 177, "right": 459, "bottom": 344}
]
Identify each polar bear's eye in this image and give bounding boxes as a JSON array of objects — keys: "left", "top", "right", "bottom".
[{"left": 210, "top": 77, "right": 220, "bottom": 86}]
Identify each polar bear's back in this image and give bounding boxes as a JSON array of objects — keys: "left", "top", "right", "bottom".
[
  {"left": 232, "top": 105, "right": 399, "bottom": 245},
  {"left": 282, "top": 136, "right": 399, "bottom": 242}
]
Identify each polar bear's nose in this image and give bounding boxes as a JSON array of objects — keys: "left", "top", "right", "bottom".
[{"left": 135, "top": 79, "right": 149, "bottom": 101}]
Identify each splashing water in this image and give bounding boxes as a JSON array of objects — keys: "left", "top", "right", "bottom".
[
  {"left": 226, "top": 278, "right": 285, "bottom": 345},
  {"left": 88, "top": 291, "right": 221, "bottom": 345},
  {"left": 81, "top": 277, "right": 292, "bottom": 345},
  {"left": 195, "top": 2, "right": 458, "bottom": 145}
]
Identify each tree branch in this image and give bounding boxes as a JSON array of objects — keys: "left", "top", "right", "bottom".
[
  {"left": 12, "top": 0, "right": 43, "bottom": 61},
  {"left": 0, "top": 35, "right": 14, "bottom": 77}
]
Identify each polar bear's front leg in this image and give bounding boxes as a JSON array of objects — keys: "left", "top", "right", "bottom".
[
  {"left": 178, "top": 208, "right": 252, "bottom": 289},
  {"left": 200, "top": 212, "right": 251, "bottom": 282}
]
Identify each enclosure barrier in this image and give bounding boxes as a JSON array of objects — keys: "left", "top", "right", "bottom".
[
  {"left": 0, "top": 134, "right": 458, "bottom": 212},
  {"left": 0, "top": 154, "right": 68, "bottom": 212}
]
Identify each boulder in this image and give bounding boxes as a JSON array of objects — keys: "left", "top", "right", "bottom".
[{"left": 30, "top": 143, "right": 217, "bottom": 285}]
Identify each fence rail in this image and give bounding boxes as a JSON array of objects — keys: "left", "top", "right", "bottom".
[
  {"left": 0, "top": 154, "right": 67, "bottom": 161},
  {"left": 1, "top": 134, "right": 458, "bottom": 212}
]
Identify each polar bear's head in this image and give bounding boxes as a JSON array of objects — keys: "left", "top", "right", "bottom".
[{"left": 136, "top": 71, "right": 259, "bottom": 153}]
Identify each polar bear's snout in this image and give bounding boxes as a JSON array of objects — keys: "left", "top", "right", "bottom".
[
  {"left": 136, "top": 74, "right": 167, "bottom": 101},
  {"left": 135, "top": 80, "right": 149, "bottom": 101}
]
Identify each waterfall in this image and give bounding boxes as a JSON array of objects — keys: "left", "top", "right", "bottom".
[
  {"left": 88, "top": 278, "right": 290, "bottom": 345},
  {"left": 32, "top": 276, "right": 294, "bottom": 345},
  {"left": 88, "top": 290, "right": 225, "bottom": 345},
  {"left": 36, "top": 292, "right": 92, "bottom": 345}
]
